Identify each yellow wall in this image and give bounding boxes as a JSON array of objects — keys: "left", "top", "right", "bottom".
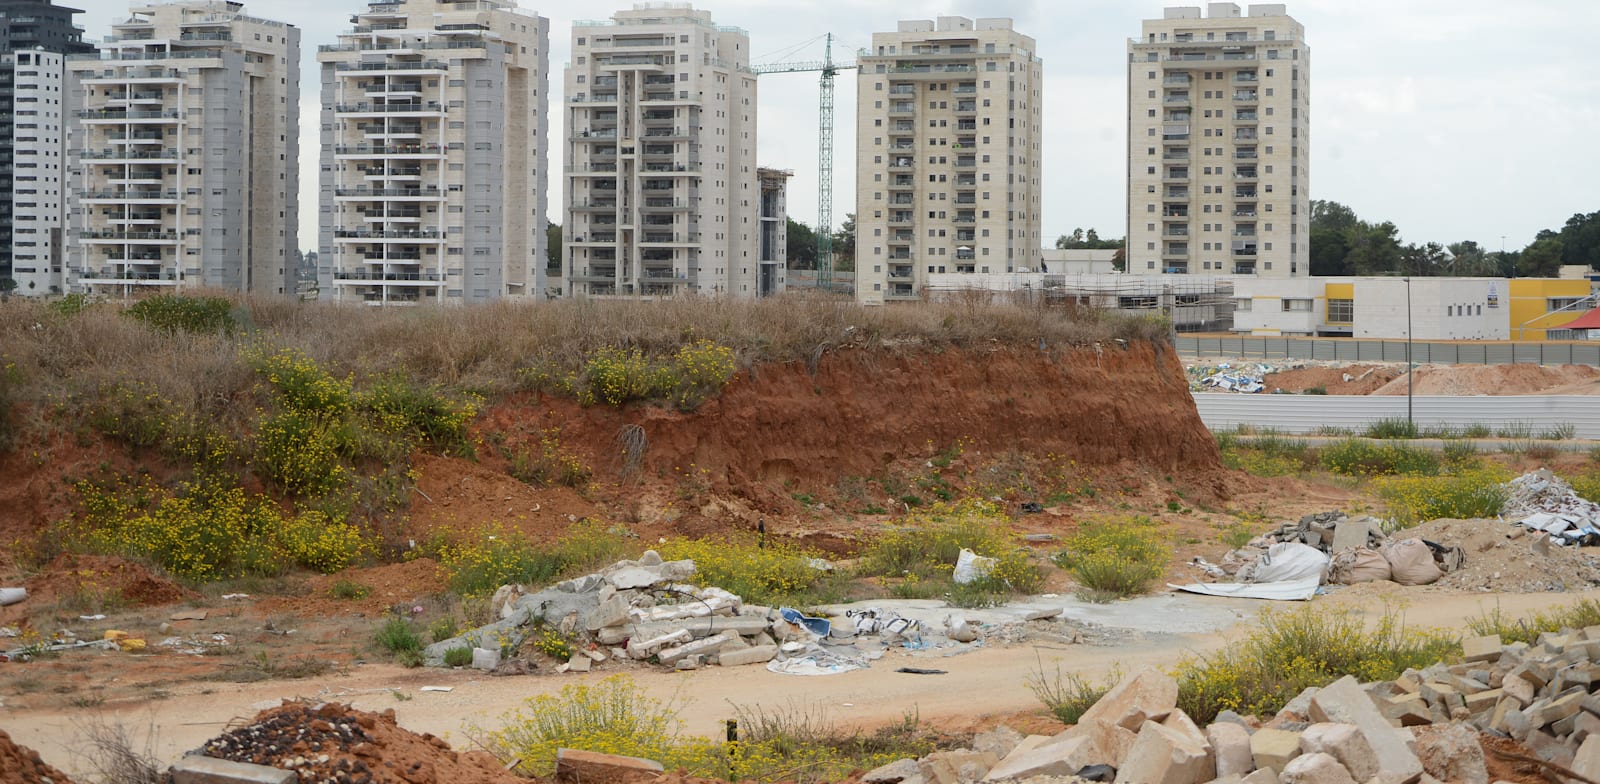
[
  {"left": 1323, "top": 282, "right": 1354, "bottom": 324},
  {"left": 1508, "top": 279, "right": 1592, "bottom": 339}
]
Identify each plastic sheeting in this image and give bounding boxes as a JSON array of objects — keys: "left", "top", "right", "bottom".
[{"left": 1168, "top": 577, "right": 1321, "bottom": 602}]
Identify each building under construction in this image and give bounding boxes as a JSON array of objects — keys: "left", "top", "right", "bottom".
[{"left": 922, "top": 272, "right": 1236, "bottom": 332}]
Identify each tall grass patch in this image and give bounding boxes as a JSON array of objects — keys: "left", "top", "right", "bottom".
[
  {"left": 1053, "top": 516, "right": 1170, "bottom": 602},
  {"left": 1467, "top": 599, "right": 1600, "bottom": 646},
  {"left": 1363, "top": 417, "right": 1418, "bottom": 439},
  {"left": 1319, "top": 439, "right": 1440, "bottom": 477},
  {"left": 1217, "top": 432, "right": 1313, "bottom": 477},
  {"left": 656, "top": 536, "right": 835, "bottom": 606},
  {"left": 425, "top": 520, "right": 631, "bottom": 597},
  {"left": 859, "top": 499, "right": 1043, "bottom": 604},
  {"left": 1174, "top": 606, "right": 1460, "bottom": 723}
]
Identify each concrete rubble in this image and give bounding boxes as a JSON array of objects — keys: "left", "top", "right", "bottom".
[
  {"left": 1207, "top": 510, "right": 1466, "bottom": 589},
  {"left": 1503, "top": 469, "right": 1600, "bottom": 546}
]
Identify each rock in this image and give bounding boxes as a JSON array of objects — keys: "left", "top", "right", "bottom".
[
  {"left": 608, "top": 567, "right": 668, "bottom": 590},
  {"left": 555, "top": 749, "right": 664, "bottom": 783},
  {"left": 1308, "top": 676, "right": 1424, "bottom": 783},
  {"left": 1163, "top": 710, "right": 1208, "bottom": 748},
  {"left": 1207, "top": 722, "right": 1254, "bottom": 779},
  {"left": 1242, "top": 770, "right": 1280, "bottom": 784},
  {"left": 1113, "top": 720, "right": 1215, "bottom": 784},
  {"left": 1462, "top": 635, "right": 1502, "bottom": 663},
  {"left": 716, "top": 644, "right": 778, "bottom": 667},
  {"left": 865, "top": 759, "right": 924, "bottom": 784},
  {"left": 1067, "top": 718, "right": 1137, "bottom": 766},
  {"left": 639, "top": 550, "right": 664, "bottom": 566},
  {"left": 971, "top": 726, "right": 1024, "bottom": 759},
  {"left": 657, "top": 631, "right": 735, "bottom": 665},
  {"left": 920, "top": 749, "right": 998, "bottom": 784},
  {"left": 1078, "top": 668, "right": 1179, "bottom": 731},
  {"left": 587, "top": 594, "right": 631, "bottom": 631},
  {"left": 982, "top": 735, "right": 1100, "bottom": 781},
  {"left": 1076, "top": 764, "right": 1115, "bottom": 782},
  {"left": 1330, "top": 519, "right": 1370, "bottom": 553},
  {"left": 567, "top": 653, "right": 592, "bottom": 673},
  {"left": 1575, "top": 735, "right": 1600, "bottom": 780},
  {"left": 1414, "top": 725, "right": 1487, "bottom": 784},
  {"left": 1250, "top": 729, "right": 1303, "bottom": 774},
  {"left": 1298, "top": 724, "right": 1376, "bottom": 782},
  {"left": 1278, "top": 752, "right": 1355, "bottom": 784}
]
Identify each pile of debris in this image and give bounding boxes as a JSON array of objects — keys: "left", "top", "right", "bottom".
[
  {"left": 1504, "top": 470, "right": 1600, "bottom": 546},
  {"left": 1188, "top": 363, "right": 1275, "bottom": 394},
  {"left": 0, "top": 728, "right": 75, "bottom": 784}
]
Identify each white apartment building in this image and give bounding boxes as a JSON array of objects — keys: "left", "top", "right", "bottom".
[
  {"left": 853, "top": 16, "right": 1043, "bottom": 305},
  {"left": 1126, "top": 3, "right": 1308, "bottom": 278},
  {"left": 6, "top": 49, "right": 74, "bottom": 295},
  {"left": 67, "top": 0, "right": 298, "bottom": 297},
  {"left": 756, "top": 166, "right": 788, "bottom": 297},
  {"left": 317, "top": 0, "right": 548, "bottom": 306},
  {"left": 564, "top": 3, "right": 758, "bottom": 299}
]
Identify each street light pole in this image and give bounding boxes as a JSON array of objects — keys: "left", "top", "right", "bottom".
[{"left": 1405, "top": 275, "right": 1413, "bottom": 427}]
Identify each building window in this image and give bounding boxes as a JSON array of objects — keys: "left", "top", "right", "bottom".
[
  {"left": 1234, "top": 298, "right": 1252, "bottom": 312},
  {"left": 1281, "top": 298, "right": 1312, "bottom": 313},
  {"left": 1327, "top": 299, "right": 1353, "bottom": 324}
]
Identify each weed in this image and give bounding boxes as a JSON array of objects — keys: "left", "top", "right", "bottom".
[
  {"left": 1301, "top": 385, "right": 1327, "bottom": 395},
  {"left": 859, "top": 499, "right": 1042, "bottom": 598},
  {"left": 70, "top": 693, "right": 107, "bottom": 708},
  {"left": 1026, "top": 661, "right": 1123, "bottom": 725},
  {"left": 657, "top": 536, "right": 834, "bottom": 606},
  {"left": 375, "top": 617, "right": 423, "bottom": 665},
  {"left": 1364, "top": 417, "right": 1418, "bottom": 439},
  {"left": 443, "top": 646, "right": 474, "bottom": 667},
  {"left": 1217, "top": 522, "right": 1256, "bottom": 550},
  {"left": 250, "top": 651, "right": 333, "bottom": 679},
  {"left": 1441, "top": 440, "right": 1479, "bottom": 467},
  {"left": 1054, "top": 516, "right": 1169, "bottom": 602},
  {"left": 529, "top": 625, "right": 574, "bottom": 660},
  {"left": 70, "top": 715, "right": 165, "bottom": 784},
  {"left": 329, "top": 580, "right": 370, "bottom": 600},
  {"left": 1174, "top": 605, "right": 1459, "bottom": 723},
  {"left": 1374, "top": 468, "right": 1509, "bottom": 526},
  {"left": 1496, "top": 421, "right": 1535, "bottom": 439},
  {"left": 508, "top": 427, "right": 591, "bottom": 489},
  {"left": 127, "top": 294, "right": 237, "bottom": 336},
  {"left": 1467, "top": 600, "right": 1600, "bottom": 646},
  {"left": 1461, "top": 423, "right": 1492, "bottom": 438},
  {"left": 1319, "top": 439, "right": 1439, "bottom": 477},
  {"left": 429, "top": 616, "right": 460, "bottom": 644},
  {"left": 1420, "top": 424, "right": 1460, "bottom": 439},
  {"left": 1313, "top": 425, "right": 1353, "bottom": 437}
]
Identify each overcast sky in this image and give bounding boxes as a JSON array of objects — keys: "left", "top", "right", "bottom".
[{"left": 70, "top": 0, "right": 1599, "bottom": 254}]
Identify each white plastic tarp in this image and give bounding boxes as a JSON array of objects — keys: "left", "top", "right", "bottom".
[
  {"left": 1168, "top": 577, "right": 1320, "bottom": 602},
  {"left": 1237, "top": 542, "right": 1329, "bottom": 584}
]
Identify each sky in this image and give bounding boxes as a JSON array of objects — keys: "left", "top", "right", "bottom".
[{"left": 67, "top": 0, "right": 1600, "bottom": 254}]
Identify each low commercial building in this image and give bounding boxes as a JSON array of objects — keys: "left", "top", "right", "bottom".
[
  {"left": 1231, "top": 276, "right": 1593, "bottom": 340},
  {"left": 1039, "top": 248, "right": 1119, "bottom": 275},
  {"left": 924, "top": 271, "right": 1232, "bottom": 331}
]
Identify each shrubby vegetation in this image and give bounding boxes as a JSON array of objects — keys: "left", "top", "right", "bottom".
[{"left": 1053, "top": 516, "right": 1171, "bottom": 602}]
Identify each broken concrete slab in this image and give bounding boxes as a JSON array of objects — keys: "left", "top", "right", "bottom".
[
  {"left": 1250, "top": 729, "right": 1303, "bottom": 774},
  {"left": 555, "top": 749, "right": 664, "bottom": 782},
  {"left": 982, "top": 735, "right": 1100, "bottom": 781},
  {"left": 1298, "top": 723, "right": 1377, "bottom": 782},
  {"left": 717, "top": 644, "right": 778, "bottom": 667},
  {"left": 1077, "top": 668, "right": 1179, "bottom": 731},
  {"left": 1414, "top": 724, "right": 1487, "bottom": 784},
  {"left": 971, "top": 726, "right": 1024, "bottom": 759},
  {"left": 1277, "top": 752, "right": 1355, "bottom": 784},
  {"left": 170, "top": 755, "right": 296, "bottom": 784},
  {"left": 657, "top": 631, "right": 736, "bottom": 665},
  {"left": 1241, "top": 769, "right": 1279, "bottom": 784},
  {"left": 1462, "top": 635, "right": 1502, "bottom": 663},
  {"left": 1574, "top": 735, "right": 1600, "bottom": 780},
  {"left": 864, "top": 758, "right": 925, "bottom": 784},
  {"left": 920, "top": 749, "right": 998, "bottom": 784},
  {"left": 470, "top": 647, "right": 500, "bottom": 671},
  {"left": 1206, "top": 722, "right": 1253, "bottom": 779},
  {"left": 1307, "top": 676, "right": 1424, "bottom": 783},
  {"left": 587, "top": 594, "right": 631, "bottom": 631},
  {"left": 1112, "top": 719, "right": 1215, "bottom": 784},
  {"left": 567, "top": 653, "right": 592, "bottom": 673}
]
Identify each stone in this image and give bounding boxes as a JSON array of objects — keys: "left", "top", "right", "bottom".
[
  {"left": 1380, "top": 695, "right": 1433, "bottom": 727},
  {"left": 1414, "top": 724, "right": 1487, "bottom": 784},
  {"left": 1524, "top": 729, "right": 1574, "bottom": 768},
  {"left": 865, "top": 759, "right": 925, "bottom": 784},
  {"left": 971, "top": 726, "right": 1025, "bottom": 759},
  {"left": 1112, "top": 720, "right": 1215, "bottom": 784},
  {"left": 626, "top": 628, "right": 693, "bottom": 659},
  {"left": 1251, "top": 729, "right": 1303, "bottom": 774},
  {"left": 1241, "top": 770, "right": 1279, "bottom": 784},
  {"left": 716, "top": 644, "right": 778, "bottom": 667},
  {"left": 1067, "top": 718, "right": 1138, "bottom": 766},
  {"left": 471, "top": 647, "right": 501, "bottom": 671},
  {"left": 639, "top": 549, "right": 664, "bottom": 566},
  {"left": 608, "top": 566, "right": 668, "bottom": 590},
  {"left": 1544, "top": 688, "right": 1587, "bottom": 725},
  {"left": 1464, "top": 688, "right": 1501, "bottom": 715},
  {"left": 1206, "top": 722, "right": 1254, "bottom": 779},
  {"left": 1277, "top": 753, "right": 1355, "bottom": 784},
  {"left": 1503, "top": 674, "right": 1535, "bottom": 706},
  {"left": 1573, "top": 711, "right": 1600, "bottom": 746},
  {"left": 982, "top": 735, "right": 1100, "bottom": 781},
  {"left": 1299, "top": 723, "right": 1377, "bottom": 782},
  {"left": 921, "top": 749, "right": 998, "bottom": 784},
  {"left": 555, "top": 749, "right": 664, "bottom": 783},
  {"left": 567, "top": 653, "right": 592, "bottom": 673},
  {"left": 170, "top": 756, "right": 296, "bottom": 784},
  {"left": 1078, "top": 668, "right": 1179, "bottom": 731},
  {"left": 1462, "top": 635, "right": 1503, "bottom": 663},
  {"left": 1330, "top": 519, "right": 1370, "bottom": 553},
  {"left": 657, "top": 631, "right": 736, "bottom": 665},
  {"left": 629, "top": 616, "right": 772, "bottom": 641},
  {"left": 587, "top": 594, "right": 631, "bottom": 631},
  {"left": 1307, "top": 676, "right": 1424, "bottom": 783},
  {"left": 1163, "top": 710, "right": 1208, "bottom": 748},
  {"left": 1281, "top": 688, "right": 1320, "bottom": 719},
  {"left": 675, "top": 658, "right": 699, "bottom": 671},
  {"left": 1574, "top": 735, "right": 1600, "bottom": 780}
]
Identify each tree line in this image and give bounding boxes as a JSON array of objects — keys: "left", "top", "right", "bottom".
[{"left": 1311, "top": 201, "right": 1600, "bottom": 278}]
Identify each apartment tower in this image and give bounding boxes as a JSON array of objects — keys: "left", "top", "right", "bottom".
[
  {"left": 317, "top": 0, "right": 549, "bottom": 306},
  {"left": 565, "top": 3, "right": 758, "bottom": 299},
  {"left": 756, "top": 166, "right": 789, "bottom": 296},
  {"left": 0, "top": 0, "right": 93, "bottom": 295},
  {"left": 1127, "top": 3, "right": 1309, "bottom": 277},
  {"left": 854, "top": 17, "right": 1043, "bottom": 305}
]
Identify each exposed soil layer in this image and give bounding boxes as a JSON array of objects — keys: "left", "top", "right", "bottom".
[
  {"left": 3, "top": 553, "right": 195, "bottom": 626},
  {"left": 0, "top": 728, "right": 75, "bottom": 784},
  {"left": 1260, "top": 362, "right": 1600, "bottom": 397},
  {"left": 1264, "top": 364, "right": 1404, "bottom": 395},
  {"left": 483, "top": 343, "right": 1225, "bottom": 511}
]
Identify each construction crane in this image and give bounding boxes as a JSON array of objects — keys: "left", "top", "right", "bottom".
[{"left": 750, "top": 34, "right": 856, "bottom": 292}]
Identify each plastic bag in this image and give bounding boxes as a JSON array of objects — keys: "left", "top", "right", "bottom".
[
  {"left": 1237, "top": 542, "right": 1329, "bottom": 584},
  {"left": 1382, "top": 538, "right": 1443, "bottom": 586},
  {"left": 1328, "top": 548, "right": 1392, "bottom": 585},
  {"left": 953, "top": 548, "right": 998, "bottom": 584}
]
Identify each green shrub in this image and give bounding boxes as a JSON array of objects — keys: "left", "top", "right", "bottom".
[
  {"left": 1572, "top": 472, "right": 1600, "bottom": 505},
  {"left": 508, "top": 428, "right": 592, "bottom": 489},
  {"left": 1441, "top": 440, "right": 1479, "bottom": 467},
  {"left": 49, "top": 292, "right": 90, "bottom": 316},
  {"left": 359, "top": 374, "right": 478, "bottom": 456},
  {"left": 656, "top": 536, "right": 831, "bottom": 606},
  {"left": 432, "top": 523, "right": 564, "bottom": 597},
  {"left": 1467, "top": 600, "right": 1600, "bottom": 646},
  {"left": 1461, "top": 423, "right": 1492, "bottom": 438},
  {"left": 1054, "top": 516, "right": 1170, "bottom": 602},
  {"left": 329, "top": 580, "right": 370, "bottom": 600},
  {"left": 1496, "top": 421, "right": 1535, "bottom": 439},
  {"left": 0, "top": 360, "right": 21, "bottom": 452},
  {"left": 1363, "top": 417, "right": 1418, "bottom": 439},
  {"left": 1174, "top": 606, "right": 1459, "bottom": 723},
  {"left": 430, "top": 616, "right": 460, "bottom": 643},
  {"left": 375, "top": 618, "right": 423, "bottom": 666},
  {"left": 1319, "top": 439, "right": 1440, "bottom": 477},
  {"left": 1374, "top": 468, "right": 1509, "bottom": 526},
  {"left": 253, "top": 409, "right": 351, "bottom": 495},
  {"left": 1027, "top": 664, "right": 1123, "bottom": 725},
  {"left": 277, "top": 510, "right": 373, "bottom": 573},
  {"left": 859, "top": 499, "right": 1043, "bottom": 597},
  {"left": 72, "top": 478, "right": 286, "bottom": 582},
  {"left": 127, "top": 294, "right": 237, "bottom": 335},
  {"left": 442, "top": 646, "right": 474, "bottom": 667},
  {"left": 483, "top": 675, "right": 690, "bottom": 776}
]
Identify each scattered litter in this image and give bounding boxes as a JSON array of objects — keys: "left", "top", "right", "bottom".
[
  {"left": 220, "top": 593, "right": 250, "bottom": 600},
  {"left": 1169, "top": 577, "right": 1320, "bottom": 601},
  {"left": 779, "top": 607, "right": 832, "bottom": 637},
  {"left": 419, "top": 686, "right": 453, "bottom": 693},
  {"left": 952, "top": 548, "right": 998, "bottom": 584},
  {"left": 1504, "top": 470, "right": 1600, "bottom": 545},
  {"left": 169, "top": 609, "right": 209, "bottom": 621},
  {"left": 896, "top": 667, "right": 947, "bottom": 675},
  {"left": 78, "top": 614, "right": 106, "bottom": 621},
  {"left": 0, "top": 627, "right": 19, "bottom": 638},
  {"left": 0, "top": 587, "right": 26, "bottom": 606},
  {"left": 766, "top": 647, "right": 870, "bottom": 676}
]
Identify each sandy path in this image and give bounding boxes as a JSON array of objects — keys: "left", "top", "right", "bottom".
[{"left": 6, "top": 588, "right": 1598, "bottom": 777}]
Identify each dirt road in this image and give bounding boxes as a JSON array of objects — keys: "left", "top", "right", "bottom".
[{"left": 6, "top": 587, "right": 1596, "bottom": 777}]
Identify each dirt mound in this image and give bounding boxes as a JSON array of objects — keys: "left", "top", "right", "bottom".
[
  {"left": 1372, "top": 364, "right": 1600, "bottom": 396},
  {"left": 9, "top": 554, "right": 194, "bottom": 622},
  {"left": 254, "top": 558, "right": 445, "bottom": 618},
  {"left": 1405, "top": 517, "right": 1600, "bottom": 592},
  {"left": 1264, "top": 364, "right": 1404, "bottom": 395},
  {"left": 0, "top": 728, "right": 76, "bottom": 784},
  {"left": 198, "top": 701, "right": 522, "bottom": 784}
]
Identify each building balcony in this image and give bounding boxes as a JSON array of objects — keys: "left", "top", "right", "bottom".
[
  {"left": 78, "top": 230, "right": 178, "bottom": 242},
  {"left": 334, "top": 143, "right": 444, "bottom": 157},
  {"left": 1163, "top": 170, "right": 1190, "bottom": 182},
  {"left": 80, "top": 148, "right": 180, "bottom": 161},
  {"left": 333, "top": 229, "right": 444, "bottom": 240},
  {"left": 1232, "top": 208, "right": 1257, "bottom": 218},
  {"left": 888, "top": 159, "right": 915, "bottom": 171},
  {"left": 953, "top": 158, "right": 976, "bottom": 169},
  {"left": 1234, "top": 190, "right": 1258, "bottom": 199},
  {"left": 77, "top": 109, "right": 182, "bottom": 122},
  {"left": 1232, "top": 247, "right": 1258, "bottom": 257},
  {"left": 334, "top": 61, "right": 449, "bottom": 73},
  {"left": 80, "top": 189, "right": 180, "bottom": 202},
  {"left": 1233, "top": 264, "right": 1257, "bottom": 275},
  {"left": 334, "top": 102, "right": 445, "bottom": 115},
  {"left": 888, "top": 266, "right": 913, "bottom": 281}
]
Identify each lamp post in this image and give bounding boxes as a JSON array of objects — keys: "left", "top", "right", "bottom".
[{"left": 1405, "top": 275, "right": 1413, "bottom": 427}]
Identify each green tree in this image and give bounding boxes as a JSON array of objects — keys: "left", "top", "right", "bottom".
[
  {"left": 1310, "top": 200, "right": 1359, "bottom": 235},
  {"left": 1557, "top": 211, "right": 1600, "bottom": 270},
  {"left": 1446, "top": 241, "right": 1489, "bottom": 276},
  {"left": 1344, "top": 221, "right": 1403, "bottom": 276},
  {"left": 1055, "top": 228, "right": 1124, "bottom": 250},
  {"left": 1309, "top": 200, "right": 1361, "bottom": 276},
  {"left": 546, "top": 223, "right": 562, "bottom": 269},
  {"left": 1401, "top": 242, "right": 1449, "bottom": 276},
  {"left": 830, "top": 213, "right": 856, "bottom": 271},
  {"left": 1519, "top": 236, "right": 1565, "bottom": 278},
  {"left": 785, "top": 218, "right": 817, "bottom": 269},
  {"left": 0, "top": 277, "right": 15, "bottom": 297}
]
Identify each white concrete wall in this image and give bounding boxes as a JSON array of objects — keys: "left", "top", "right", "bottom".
[
  {"left": 1231, "top": 277, "right": 1336, "bottom": 335},
  {"left": 1353, "top": 278, "right": 1508, "bottom": 341}
]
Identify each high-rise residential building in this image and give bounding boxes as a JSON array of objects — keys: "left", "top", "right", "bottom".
[
  {"left": 1126, "top": 2, "right": 1309, "bottom": 277},
  {"left": 756, "top": 166, "right": 789, "bottom": 297},
  {"left": 317, "top": 0, "right": 549, "bottom": 306},
  {"left": 0, "top": 0, "right": 93, "bottom": 295},
  {"left": 853, "top": 16, "right": 1043, "bottom": 305},
  {"left": 564, "top": 4, "right": 758, "bottom": 299},
  {"left": 66, "top": 0, "right": 298, "bottom": 297}
]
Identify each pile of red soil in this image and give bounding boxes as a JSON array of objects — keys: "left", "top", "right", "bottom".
[
  {"left": 198, "top": 701, "right": 523, "bottom": 784},
  {"left": 19, "top": 553, "right": 194, "bottom": 612},
  {"left": 0, "top": 728, "right": 76, "bottom": 784}
]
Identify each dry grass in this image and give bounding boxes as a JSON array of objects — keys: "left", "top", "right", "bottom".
[{"left": 0, "top": 293, "right": 1169, "bottom": 420}]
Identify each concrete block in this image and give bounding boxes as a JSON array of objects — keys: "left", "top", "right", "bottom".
[
  {"left": 1464, "top": 688, "right": 1501, "bottom": 716},
  {"left": 1113, "top": 720, "right": 1215, "bottom": 784},
  {"left": 1330, "top": 520, "right": 1369, "bottom": 553},
  {"left": 1545, "top": 689, "right": 1587, "bottom": 726},
  {"left": 716, "top": 644, "right": 778, "bottom": 667},
  {"left": 567, "top": 653, "right": 592, "bottom": 673},
  {"left": 1524, "top": 729, "right": 1574, "bottom": 768},
  {"left": 864, "top": 759, "right": 923, "bottom": 784},
  {"left": 971, "top": 726, "right": 1024, "bottom": 759},
  {"left": 1067, "top": 718, "right": 1137, "bottom": 766},
  {"left": 1077, "top": 668, "right": 1179, "bottom": 731},
  {"left": 1380, "top": 695, "right": 1432, "bottom": 727},
  {"left": 1251, "top": 729, "right": 1303, "bottom": 773},
  {"left": 1299, "top": 723, "right": 1377, "bottom": 782},
  {"left": 982, "top": 734, "right": 1099, "bottom": 781},
  {"left": 1206, "top": 722, "right": 1254, "bottom": 779},
  {"left": 1462, "top": 635, "right": 1502, "bottom": 663},
  {"left": 1308, "top": 676, "right": 1424, "bottom": 783},
  {"left": 1278, "top": 753, "right": 1355, "bottom": 784},
  {"left": 1163, "top": 710, "right": 1208, "bottom": 748},
  {"left": 1415, "top": 724, "right": 1487, "bottom": 784},
  {"left": 626, "top": 628, "right": 692, "bottom": 659},
  {"left": 471, "top": 647, "right": 500, "bottom": 671},
  {"left": 170, "top": 756, "right": 296, "bottom": 784},
  {"left": 1572, "top": 711, "right": 1600, "bottom": 746},
  {"left": 555, "top": 749, "right": 664, "bottom": 783},
  {"left": 920, "top": 749, "right": 998, "bottom": 784},
  {"left": 1574, "top": 735, "right": 1600, "bottom": 780},
  {"left": 1503, "top": 673, "right": 1535, "bottom": 706},
  {"left": 657, "top": 631, "right": 736, "bottom": 665},
  {"left": 587, "top": 594, "right": 631, "bottom": 631},
  {"left": 1241, "top": 769, "right": 1279, "bottom": 784}
]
